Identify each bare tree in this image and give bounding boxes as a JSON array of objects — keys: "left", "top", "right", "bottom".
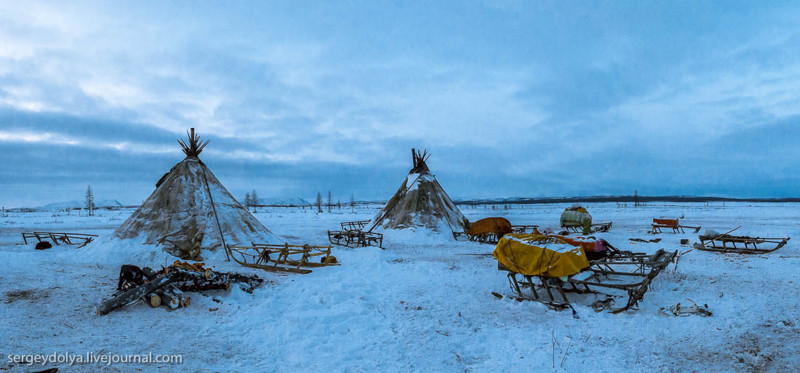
[
  {"left": 316, "top": 192, "right": 323, "bottom": 213},
  {"left": 85, "top": 185, "right": 95, "bottom": 216},
  {"left": 327, "top": 190, "right": 332, "bottom": 213},
  {"left": 244, "top": 192, "right": 252, "bottom": 208},
  {"left": 350, "top": 193, "right": 356, "bottom": 212},
  {"left": 251, "top": 189, "right": 259, "bottom": 212}
]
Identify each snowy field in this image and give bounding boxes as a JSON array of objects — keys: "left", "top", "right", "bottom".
[{"left": 2, "top": 202, "right": 799, "bottom": 372}]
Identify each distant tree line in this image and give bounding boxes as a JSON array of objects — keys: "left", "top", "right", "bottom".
[{"left": 243, "top": 189, "right": 354, "bottom": 213}]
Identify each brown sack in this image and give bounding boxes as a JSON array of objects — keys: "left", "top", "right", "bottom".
[{"left": 468, "top": 217, "right": 512, "bottom": 237}]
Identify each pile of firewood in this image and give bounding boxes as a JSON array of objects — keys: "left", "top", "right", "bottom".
[{"left": 97, "top": 261, "right": 263, "bottom": 315}]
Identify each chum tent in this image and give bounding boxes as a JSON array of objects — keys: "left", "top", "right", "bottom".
[
  {"left": 114, "top": 129, "right": 283, "bottom": 259},
  {"left": 560, "top": 205, "right": 592, "bottom": 229},
  {"left": 367, "top": 149, "right": 469, "bottom": 236}
]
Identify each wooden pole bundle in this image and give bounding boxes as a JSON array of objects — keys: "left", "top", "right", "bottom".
[{"left": 177, "top": 128, "right": 210, "bottom": 157}]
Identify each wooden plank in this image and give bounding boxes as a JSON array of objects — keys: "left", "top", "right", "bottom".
[
  {"left": 237, "top": 262, "right": 312, "bottom": 274},
  {"left": 97, "top": 273, "right": 175, "bottom": 315},
  {"left": 280, "top": 259, "right": 339, "bottom": 268}
]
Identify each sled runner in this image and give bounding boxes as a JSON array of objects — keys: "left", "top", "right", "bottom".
[
  {"left": 21, "top": 231, "right": 98, "bottom": 246},
  {"left": 227, "top": 243, "right": 338, "bottom": 274},
  {"left": 466, "top": 232, "right": 503, "bottom": 244},
  {"left": 511, "top": 225, "right": 540, "bottom": 234},
  {"left": 561, "top": 222, "right": 612, "bottom": 234},
  {"left": 651, "top": 218, "right": 701, "bottom": 234},
  {"left": 694, "top": 233, "right": 789, "bottom": 254},
  {"left": 494, "top": 234, "right": 676, "bottom": 313}
]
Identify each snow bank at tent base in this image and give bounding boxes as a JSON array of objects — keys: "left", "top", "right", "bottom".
[
  {"left": 1, "top": 203, "right": 800, "bottom": 371},
  {"left": 80, "top": 234, "right": 233, "bottom": 268},
  {"left": 373, "top": 223, "right": 464, "bottom": 247}
]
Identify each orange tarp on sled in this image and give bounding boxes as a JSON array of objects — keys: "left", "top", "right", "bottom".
[
  {"left": 468, "top": 217, "right": 512, "bottom": 237},
  {"left": 551, "top": 235, "right": 598, "bottom": 253},
  {"left": 653, "top": 218, "right": 680, "bottom": 228}
]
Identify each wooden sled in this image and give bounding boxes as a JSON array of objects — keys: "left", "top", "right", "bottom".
[
  {"left": 459, "top": 224, "right": 541, "bottom": 244},
  {"left": 340, "top": 220, "right": 371, "bottom": 231},
  {"left": 511, "top": 225, "right": 540, "bottom": 234},
  {"left": 227, "top": 243, "right": 338, "bottom": 274},
  {"left": 453, "top": 231, "right": 509, "bottom": 245},
  {"left": 499, "top": 243, "right": 676, "bottom": 313},
  {"left": 456, "top": 225, "right": 540, "bottom": 244},
  {"left": 651, "top": 218, "right": 701, "bottom": 234},
  {"left": 694, "top": 234, "right": 789, "bottom": 254},
  {"left": 464, "top": 232, "right": 504, "bottom": 244},
  {"left": 328, "top": 220, "right": 383, "bottom": 248},
  {"left": 459, "top": 218, "right": 520, "bottom": 245},
  {"left": 22, "top": 231, "right": 98, "bottom": 246},
  {"left": 328, "top": 230, "right": 383, "bottom": 248},
  {"left": 561, "top": 222, "right": 612, "bottom": 234}
]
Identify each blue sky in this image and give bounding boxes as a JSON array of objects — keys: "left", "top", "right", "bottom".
[{"left": 1, "top": 1, "right": 799, "bottom": 207}]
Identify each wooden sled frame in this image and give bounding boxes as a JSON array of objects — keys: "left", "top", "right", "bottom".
[
  {"left": 466, "top": 232, "right": 503, "bottom": 244},
  {"left": 500, "top": 244, "right": 677, "bottom": 313},
  {"left": 328, "top": 220, "right": 383, "bottom": 248},
  {"left": 227, "top": 243, "right": 338, "bottom": 274},
  {"left": 452, "top": 231, "right": 502, "bottom": 244},
  {"left": 511, "top": 225, "right": 540, "bottom": 234},
  {"left": 22, "top": 231, "right": 98, "bottom": 246},
  {"left": 562, "top": 222, "right": 613, "bottom": 234},
  {"left": 651, "top": 218, "right": 701, "bottom": 234},
  {"left": 328, "top": 230, "right": 383, "bottom": 248},
  {"left": 694, "top": 234, "right": 789, "bottom": 254},
  {"left": 340, "top": 220, "right": 371, "bottom": 231}
]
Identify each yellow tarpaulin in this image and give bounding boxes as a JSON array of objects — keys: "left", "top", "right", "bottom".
[{"left": 492, "top": 233, "right": 590, "bottom": 277}]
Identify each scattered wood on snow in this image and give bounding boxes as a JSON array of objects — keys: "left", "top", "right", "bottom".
[{"left": 97, "top": 260, "right": 263, "bottom": 315}]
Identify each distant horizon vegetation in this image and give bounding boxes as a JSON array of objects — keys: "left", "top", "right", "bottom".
[{"left": 5, "top": 194, "right": 800, "bottom": 212}]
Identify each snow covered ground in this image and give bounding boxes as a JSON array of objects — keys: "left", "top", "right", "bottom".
[{"left": 2, "top": 202, "right": 799, "bottom": 372}]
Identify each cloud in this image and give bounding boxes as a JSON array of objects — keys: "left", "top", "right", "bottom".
[{"left": 1, "top": 1, "right": 800, "bottom": 207}]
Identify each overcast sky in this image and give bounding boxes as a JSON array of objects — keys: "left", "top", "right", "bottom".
[{"left": 1, "top": 1, "right": 799, "bottom": 207}]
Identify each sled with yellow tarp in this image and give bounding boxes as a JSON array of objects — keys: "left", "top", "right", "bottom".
[{"left": 493, "top": 233, "right": 676, "bottom": 313}]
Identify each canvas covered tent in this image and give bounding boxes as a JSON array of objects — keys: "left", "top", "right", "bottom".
[
  {"left": 114, "top": 129, "right": 283, "bottom": 260},
  {"left": 367, "top": 149, "right": 469, "bottom": 236},
  {"left": 560, "top": 205, "right": 592, "bottom": 229}
]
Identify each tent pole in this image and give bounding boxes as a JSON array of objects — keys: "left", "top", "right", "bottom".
[{"left": 200, "top": 163, "right": 230, "bottom": 261}]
